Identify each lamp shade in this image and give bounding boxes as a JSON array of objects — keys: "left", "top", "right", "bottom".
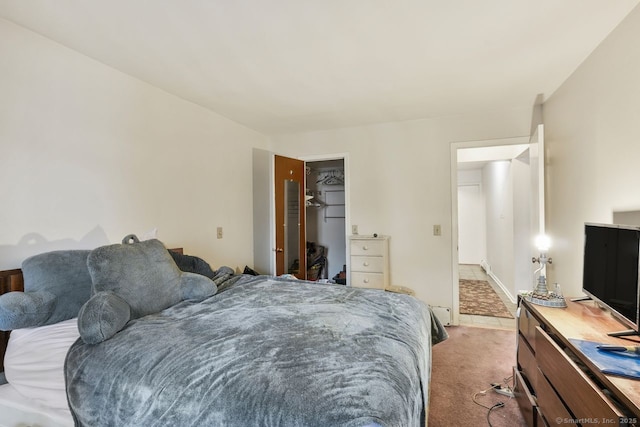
[{"left": 535, "top": 235, "right": 551, "bottom": 252}]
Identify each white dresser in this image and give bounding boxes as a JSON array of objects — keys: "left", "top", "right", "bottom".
[{"left": 349, "top": 235, "right": 389, "bottom": 289}]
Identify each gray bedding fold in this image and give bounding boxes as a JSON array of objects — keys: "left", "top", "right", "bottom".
[{"left": 65, "top": 275, "right": 447, "bottom": 427}]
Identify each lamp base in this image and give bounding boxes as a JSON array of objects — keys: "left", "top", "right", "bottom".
[{"left": 521, "top": 291, "right": 567, "bottom": 308}]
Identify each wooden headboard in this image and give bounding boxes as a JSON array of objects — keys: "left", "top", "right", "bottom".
[
  {"left": 0, "top": 269, "right": 24, "bottom": 372},
  {"left": 0, "top": 247, "right": 183, "bottom": 373}
]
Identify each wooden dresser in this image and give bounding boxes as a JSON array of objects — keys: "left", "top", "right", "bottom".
[
  {"left": 349, "top": 235, "right": 389, "bottom": 289},
  {"left": 515, "top": 298, "right": 640, "bottom": 426}
]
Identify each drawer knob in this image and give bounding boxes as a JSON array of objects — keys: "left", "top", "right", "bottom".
[
  {"left": 363, "top": 279, "right": 369, "bottom": 283},
  {"left": 363, "top": 262, "right": 370, "bottom": 267},
  {"left": 362, "top": 246, "right": 368, "bottom": 250}
]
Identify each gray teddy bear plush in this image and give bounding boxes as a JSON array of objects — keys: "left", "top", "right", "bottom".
[
  {"left": 0, "top": 250, "right": 92, "bottom": 331},
  {"left": 78, "top": 235, "right": 217, "bottom": 344}
]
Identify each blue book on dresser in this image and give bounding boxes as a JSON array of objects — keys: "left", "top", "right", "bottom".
[{"left": 569, "top": 338, "right": 640, "bottom": 380}]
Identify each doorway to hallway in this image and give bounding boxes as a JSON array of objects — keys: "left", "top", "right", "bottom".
[{"left": 450, "top": 132, "right": 543, "bottom": 326}]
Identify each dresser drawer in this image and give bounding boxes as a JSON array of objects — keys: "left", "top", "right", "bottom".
[
  {"left": 514, "top": 368, "right": 537, "bottom": 427},
  {"left": 517, "top": 334, "right": 538, "bottom": 392},
  {"left": 536, "top": 366, "right": 572, "bottom": 426},
  {"left": 350, "top": 240, "right": 386, "bottom": 256},
  {"left": 351, "top": 272, "right": 385, "bottom": 289},
  {"left": 350, "top": 256, "right": 384, "bottom": 273},
  {"left": 536, "top": 407, "right": 548, "bottom": 427},
  {"left": 518, "top": 305, "right": 540, "bottom": 352},
  {"left": 535, "top": 326, "right": 623, "bottom": 421}
]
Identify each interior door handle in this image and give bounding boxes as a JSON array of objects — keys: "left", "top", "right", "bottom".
[{"left": 274, "top": 248, "right": 284, "bottom": 253}]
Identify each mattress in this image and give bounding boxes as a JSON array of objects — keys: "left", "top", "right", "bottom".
[
  {"left": 1, "top": 317, "right": 79, "bottom": 427},
  {"left": 0, "top": 383, "right": 73, "bottom": 427}
]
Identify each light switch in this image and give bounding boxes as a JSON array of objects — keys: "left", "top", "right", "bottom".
[
  {"left": 217, "top": 227, "right": 223, "bottom": 239},
  {"left": 433, "top": 225, "right": 441, "bottom": 236}
]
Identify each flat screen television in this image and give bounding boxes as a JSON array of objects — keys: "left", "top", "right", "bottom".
[{"left": 582, "top": 222, "right": 640, "bottom": 337}]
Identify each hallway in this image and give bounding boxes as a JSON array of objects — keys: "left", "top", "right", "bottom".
[{"left": 458, "top": 264, "right": 518, "bottom": 330}]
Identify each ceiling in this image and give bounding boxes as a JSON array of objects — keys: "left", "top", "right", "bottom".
[
  {"left": 458, "top": 144, "right": 529, "bottom": 170},
  {"left": 0, "top": 0, "right": 637, "bottom": 135}
]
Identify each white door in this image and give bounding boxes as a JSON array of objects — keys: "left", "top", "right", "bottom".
[
  {"left": 458, "top": 184, "right": 486, "bottom": 264},
  {"left": 529, "top": 124, "right": 545, "bottom": 237},
  {"left": 529, "top": 124, "right": 546, "bottom": 279}
]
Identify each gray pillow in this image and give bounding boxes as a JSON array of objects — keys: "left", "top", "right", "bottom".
[
  {"left": 0, "top": 250, "right": 92, "bottom": 330},
  {"left": 169, "top": 251, "right": 216, "bottom": 279},
  {"left": 78, "top": 236, "right": 217, "bottom": 344}
]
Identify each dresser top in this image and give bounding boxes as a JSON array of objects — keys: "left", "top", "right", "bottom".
[
  {"left": 349, "top": 235, "right": 388, "bottom": 240},
  {"left": 524, "top": 298, "right": 640, "bottom": 416}
]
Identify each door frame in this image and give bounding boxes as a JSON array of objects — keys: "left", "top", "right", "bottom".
[
  {"left": 450, "top": 136, "right": 529, "bottom": 326},
  {"left": 252, "top": 150, "right": 350, "bottom": 279},
  {"left": 299, "top": 153, "right": 350, "bottom": 283}
]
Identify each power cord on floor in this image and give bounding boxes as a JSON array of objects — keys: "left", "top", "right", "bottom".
[
  {"left": 472, "top": 375, "right": 515, "bottom": 427},
  {"left": 472, "top": 386, "right": 504, "bottom": 427},
  {"left": 490, "top": 374, "right": 515, "bottom": 398},
  {"left": 486, "top": 402, "right": 505, "bottom": 426}
]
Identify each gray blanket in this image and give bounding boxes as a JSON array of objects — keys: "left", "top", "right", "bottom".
[{"left": 65, "top": 275, "right": 448, "bottom": 427}]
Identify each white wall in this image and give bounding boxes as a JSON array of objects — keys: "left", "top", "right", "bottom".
[
  {"left": 544, "top": 6, "right": 640, "bottom": 297},
  {"left": 457, "top": 169, "right": 483, "bottom": 186},
  {"left": 613, "top": 211, "right": 640, "bottom": 227},
  {"left": 271, "top": 108, "right": 532, "bottom": 310},
  {"left": 483, "top": 161, "right": 515, "bottom": 294},
  {"left": 0, "top": 18, "right": 269, "bottom": 270}
]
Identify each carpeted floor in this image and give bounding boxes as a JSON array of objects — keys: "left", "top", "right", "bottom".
[
  {"left": 428, "top": 325, "right": 526, "bottom": 427},
  {"left": 459, "top": 279, "right": 513, "bottom": 318}
]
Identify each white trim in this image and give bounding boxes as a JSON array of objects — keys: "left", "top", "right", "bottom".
[{"left": 484, "top": 265, "right": 519, "bottom": 304}]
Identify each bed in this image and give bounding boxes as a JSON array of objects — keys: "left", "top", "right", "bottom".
[{"left": 0, "top": 239, "right": 447, "bottom": 427}]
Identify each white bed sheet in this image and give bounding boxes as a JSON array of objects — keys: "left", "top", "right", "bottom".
[
  {"left": 4, "top": 318, "right": 79, "bottom": 412},
  {"left": 0, "top": 383, "right": 73, "bottom": 427}
]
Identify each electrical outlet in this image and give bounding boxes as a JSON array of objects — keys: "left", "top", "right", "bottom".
[
  {"left": 217, "top": 227, "right": 223, "bottom": 239},
  {"left": 433, "top": 225, "right": 441, "bottom": 236},
  {"left": 352, "top": 225, "right": 358, "bottom": 235}
]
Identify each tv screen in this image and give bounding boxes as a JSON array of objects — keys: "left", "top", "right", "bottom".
[{"left": 582, "top": 223, "right": 640, "bottom": 333}]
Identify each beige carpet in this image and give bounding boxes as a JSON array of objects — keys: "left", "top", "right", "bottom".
[
  {"left": 428, "top": 325, "right": 526, "bottom": 427},
  {"left": 459, "top": 279, "right": 513, "bottom": 318}
]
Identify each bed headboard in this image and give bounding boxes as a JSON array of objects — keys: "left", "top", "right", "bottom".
[
  {"left": 0, "top": 269, "right": 24, "bottom": 372},
  {"left": 0, "top": 247, "right": 184, "bottom": 373}
]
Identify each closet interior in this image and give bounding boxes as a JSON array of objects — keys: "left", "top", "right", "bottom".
[{"left": 305, "top": 159, "right": 346, "bottom": 284}]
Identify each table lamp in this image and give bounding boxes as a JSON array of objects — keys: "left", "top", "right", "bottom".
[{"left": 523, "top": 234, "right": 566, "bottom": 308}]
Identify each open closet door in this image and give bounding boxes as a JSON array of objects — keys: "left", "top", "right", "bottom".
[{"left": 274, "top": 155, "right": 306, "bottom": 278}]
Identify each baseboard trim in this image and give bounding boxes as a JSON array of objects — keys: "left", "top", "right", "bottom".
[
  {"left": 481, "top": 262, "right": 517, "bottom": 304},
  {"left": 489, "top": 273, "right": 517, "bottom": 304}
]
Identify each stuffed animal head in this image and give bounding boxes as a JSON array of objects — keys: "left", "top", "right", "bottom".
[
  {"left": 0, "top": 250, "right": 92, "bottom": 331},
  {"left": 78, "top": 235, "right": 217, "bottom": 344}
]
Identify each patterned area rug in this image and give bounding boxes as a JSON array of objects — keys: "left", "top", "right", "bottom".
[{"left": 459, "top": 279, "right": 513, "bottom": 318}]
